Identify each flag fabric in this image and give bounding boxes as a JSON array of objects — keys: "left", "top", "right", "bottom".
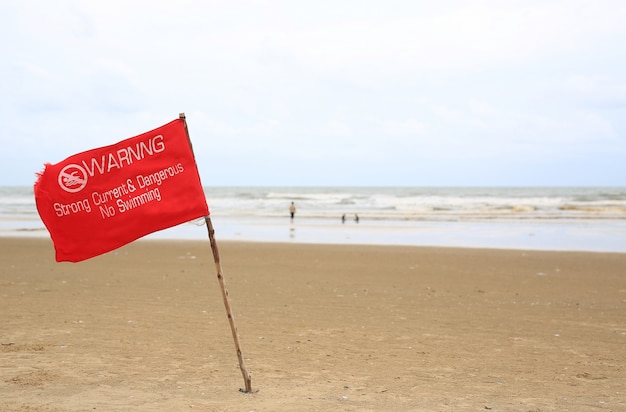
[{"left": 34, "top": 118, "right": 209, "bottom": 262}]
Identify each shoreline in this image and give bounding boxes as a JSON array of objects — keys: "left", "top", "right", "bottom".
[
  {"left": 5, "top": 234, "right": 626, "bottom": 256},
  {"left": 3, "top": 214, "right": 626, "bottom": 253}
]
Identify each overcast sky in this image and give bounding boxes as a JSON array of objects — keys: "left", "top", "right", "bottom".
[{"left": 1, "top": 0, "right": 625, "bottom": 186}]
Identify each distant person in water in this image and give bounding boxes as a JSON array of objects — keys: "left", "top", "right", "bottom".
[
  {"left": 290, "top": 202, "right": 296, "bottom": 221},
  {"left": 354, "top": 213, "right": 359, "bottom": 223},
  {"left": 342, "top": 214, "right": 346, "bottom": 224}
]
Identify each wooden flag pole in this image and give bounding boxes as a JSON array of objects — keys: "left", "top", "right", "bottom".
[
  {"left": 205, "top": 216, "right": 252, "bottom": 393},
  {"left": 178, "top": 113, "right": 252, "bottom": 393}
]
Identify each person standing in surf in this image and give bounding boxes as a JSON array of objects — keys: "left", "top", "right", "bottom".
[{"left": 289, "top": 202, "right": 296, "bottom": 222}]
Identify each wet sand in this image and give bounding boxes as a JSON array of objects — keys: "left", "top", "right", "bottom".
[{"left": 1, "top": 237, "right": 625, "bottom": 411}]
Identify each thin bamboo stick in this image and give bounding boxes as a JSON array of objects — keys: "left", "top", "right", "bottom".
[
  {"left": 178, "top": 112, "right": 252, "bottom": 393},
  {"left": 205, "top": 216, "right": 252, "bottom": 392}
]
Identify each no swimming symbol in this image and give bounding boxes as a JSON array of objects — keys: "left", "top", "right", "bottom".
[{"left": 58, "top": 164, "right": 88, "bottom": 193}]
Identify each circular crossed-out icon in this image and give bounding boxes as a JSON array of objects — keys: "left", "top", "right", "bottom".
[{"left": 58, "top": 164, "right": 88, "bottom": 193}]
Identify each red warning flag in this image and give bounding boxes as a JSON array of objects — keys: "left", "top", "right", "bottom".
[{"left": 34, "top": 118, "right": 209, "bottom": 262}]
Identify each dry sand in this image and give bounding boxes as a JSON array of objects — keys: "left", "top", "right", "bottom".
[{"left": 1, "top": 237, "right": 625, "bottom": 411}]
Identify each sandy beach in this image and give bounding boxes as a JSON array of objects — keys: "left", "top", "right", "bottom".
[{"left": 1, "top": 236, "right": 625, "bottom": 411}]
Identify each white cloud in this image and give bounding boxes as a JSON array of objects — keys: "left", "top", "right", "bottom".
[
  {"left": 379, "top": 119, "right": 427, "bottom": 137},
  {"left": 563, "top": 74, "right": 626, "bottom": 108},
  {"left": 247, "top": 0, "right": 626, "bottom": 80}
]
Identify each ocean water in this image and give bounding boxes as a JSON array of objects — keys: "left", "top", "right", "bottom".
[{"left": 2, "top": 186, "right": 625, "bottom": 252}]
